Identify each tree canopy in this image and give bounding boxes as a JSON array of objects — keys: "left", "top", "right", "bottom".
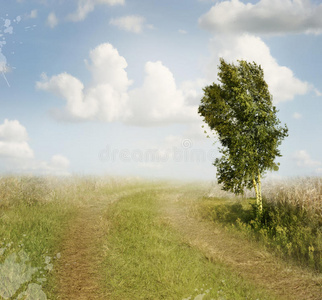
[{"left": 199, "top": 58, "right": 288, "bottom": 211}]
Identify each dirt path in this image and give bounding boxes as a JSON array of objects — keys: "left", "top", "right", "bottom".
[
  {"left": 53, "top": 185, "right": 321, "bottom": 299},
  {"left": 162, "top": 190, "right": 322, "bottom": 300},
  {"left": 55, "top": 203, "right": 106, "bottom": 299},
  {"left": 54, "top": 189, "right": 141, "bottom": 300}
]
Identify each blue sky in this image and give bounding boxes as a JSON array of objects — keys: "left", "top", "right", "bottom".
[{"left": 0, "top": 0, "right": 321, "bottom": 180}]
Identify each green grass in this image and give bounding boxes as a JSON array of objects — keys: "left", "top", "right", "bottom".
[
  {"left": 0, "top": 176, "right": 152, "bottom": 299},
  {"left": 3, "top": 176, "right": 318, "bottom": 299},
  {"left": 0, "top": 204, "right": 74, "bottom": 299},
  {"left": 101, "top": 188, "right": 276, "bottom": 300},
  {"left": 198, "top": 194, "right": 322, "bottom": 272},
  {"left": 0, "top": 178, "right": 77, "bottom": 299}
]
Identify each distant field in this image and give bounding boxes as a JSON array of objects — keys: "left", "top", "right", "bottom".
[{"left": 0, "top": 176, "right": 321, "bottom": 299}]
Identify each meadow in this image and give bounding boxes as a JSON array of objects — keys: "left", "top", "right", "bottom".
[
  {"left": 199, "top": 177, "right": 322, "bottom": 271},
  {"left": 0, "top": 176, "right": 321, "bottom": 299}
]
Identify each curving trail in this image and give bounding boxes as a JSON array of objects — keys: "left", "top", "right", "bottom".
[
  {"left": 54, "top": 184, "right": 322, "bottom": 299},
  {"left": 161, "top": 187, "right": 322, "bottom": 300}
]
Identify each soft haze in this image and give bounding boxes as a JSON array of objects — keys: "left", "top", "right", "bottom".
[{"left": 1, "top": 0, "right": 321, "bottom": 180}]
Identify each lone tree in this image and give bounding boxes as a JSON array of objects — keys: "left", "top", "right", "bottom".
[{"left": 199, "top": 58, "right": 288, "bottom": 214}]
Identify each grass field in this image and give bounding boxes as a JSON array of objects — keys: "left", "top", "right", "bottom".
[
  {"left": 0, "top": 176, "right": 321, "bottom": 299},
  {"left": 199, "top": 177, "right": 322, "bottom": 271}
]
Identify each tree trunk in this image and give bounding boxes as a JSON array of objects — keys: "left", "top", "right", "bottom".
[
  {"left": 252, "top": 173, "right": 263, "bottom": 215},
  {"left": 258, "top": 171, "right": 263, "bottom": 213}
]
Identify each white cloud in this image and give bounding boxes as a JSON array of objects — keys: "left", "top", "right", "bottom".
[
  {"left": 0, "top": 141, "right": 34, "bottom": 160},
  {"left": 198, "top": 2, "right": 318, "bottom": 104},
  {"left": 127, "top": 61, "right": 198, "bottom": 125},
  {"left": 86, "top": 43, "right": 132, "bottom": 90},
  {"left": 37, "top": 43, "right": 132, "bottom": 122},
  {"left": 37, "top": 43, "right": 198, "bottom": 125},
  {"left": 0, "top": 119, "right": 28, "bottom": 143},
  {"left": 50, "top": 154, "right": 70, "bottom": 169},
  {"left": 0, "top": 119, "right": 70, "bottom": 175},
  {"left": 47, "top": 12, "right": 58, "bottom": 28},
  {"left": 293, "top": 112, "right": 302, "bottom": 119},
  {"left": 180, "top": 78, "right": 208, "bottom": 106},
  {"left": 68, "top": 0, "right": 124, "bottom": 22},
  {"left": 0, "top": 119, "right": 33, "bottom": 159},
  {"left": 206, "top": 34, "right": 309, "bottom": 103},
  {"left": 110, "top": 15, "right": 146, "bottom": 33},
  {"left": 293, "top": 150, "right": 321, "bottom": 168},
  {"left": 199, "top": 0, "right": 322, "bottom": 35}
]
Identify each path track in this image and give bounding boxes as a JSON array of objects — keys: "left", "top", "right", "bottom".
[
  {"left": 56, "top": 203, "right": 106, "bottom": 299},
  {"left": 54, "top": 185, "right": 321, "bottom": 299},
  {"left": 161, "top": 189, "right": 322, "bottom": 300},
  {"left": 55, "top": 189, "right": 142, "bottom": 299}
]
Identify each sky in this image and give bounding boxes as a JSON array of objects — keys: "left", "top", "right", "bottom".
[{"left": 0, "top": 0, "right": 322, "bottom": 180}]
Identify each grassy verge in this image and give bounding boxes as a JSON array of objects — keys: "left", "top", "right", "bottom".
[
  {"left": 0, "top": 175, "right": 150, "bottom": 299},
  {"left": 0, "top": 177, "right": 76, "bottom": 299},
  {"left": 101, "top": 188, "right": 276, "bottom": 300},
  {"left": 198, "top": 178, "right": 322, "bottom": 272}
]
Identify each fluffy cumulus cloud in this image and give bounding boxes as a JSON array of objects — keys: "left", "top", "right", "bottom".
[
  {"left": 0, "top": 119, "right": 34, "bottom": 159},
  {"left": 206, "top": 34, "right": 309, "bottom": 103},
  {"left": 293, "top": 150, "right": 321, "bottom": 168},
  {"left": 180, "top": 78, "right": 208, "bottom": 106},
  {"left": 128, "top": 61, "right": 198, "bottom": 125},
  {"left": 110, "top": 15, "right": 146, "bottom": 33},
  {"left": 37, "top": 43, "right": 199, "bottom": 125},
  {"left": 67, "top": 0, "right": 125, "bottom": 22},
  {"left": 37, "top": 43, "right": 132, "bottom": 122},
  {"left": 199, "top": 0, "right": 322, "bottom": 35},
  {"left": 0, "top": 119, "right": 70, "bottom": 175}
]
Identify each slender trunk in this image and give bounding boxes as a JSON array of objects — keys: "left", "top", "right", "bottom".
[
  {"left": 257, "top": 171, "right": 263, "bottom": 213},
  {"left": 252, "top": 175, "right": 259, "bottom": 205},
  {"left": 252, "top": 174, "right": 262, "bottom": 215}
]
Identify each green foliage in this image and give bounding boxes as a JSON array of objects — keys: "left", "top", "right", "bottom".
[{"left": 198, "top": 59, "right": 288, "bottom": 197}]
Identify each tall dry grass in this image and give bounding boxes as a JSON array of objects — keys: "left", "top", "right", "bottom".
[
  {"left": 0, "top": 175, "right": 144, "bottom": 208},
  {"left": 262, "top": 177, "right": 322, "bottom": 219},
  {"left": 207, "top": 177, "right": 322, "bottom": 217},
  {"left": 204, "top": 177, "right": 322, "bottom": 271}
]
